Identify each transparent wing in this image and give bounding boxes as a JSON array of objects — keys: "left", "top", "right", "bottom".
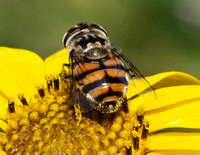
[
  {"left": 111, "top": 48, "right": 156, "bottom": 99},
  {"left": 70, "top": 55, "right": 96, "bottom": 113}
]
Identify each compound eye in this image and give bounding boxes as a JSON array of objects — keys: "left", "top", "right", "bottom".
[{"left": 86, "top": 48, "right": 108, "bottom": 60}]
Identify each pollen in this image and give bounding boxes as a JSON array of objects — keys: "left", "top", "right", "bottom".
[{"left": 1, "top": 73, "right": 150, "bottom": 154}]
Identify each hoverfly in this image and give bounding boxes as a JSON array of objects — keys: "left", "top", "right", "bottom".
[{"left": 62, "top": 23, "right": 155, "bottom": 114}]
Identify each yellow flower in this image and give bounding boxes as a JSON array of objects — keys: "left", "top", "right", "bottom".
[{"left": 0, "top": 46, "right": 200, "bottom": 155}]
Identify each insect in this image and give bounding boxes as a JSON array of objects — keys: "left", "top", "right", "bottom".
[{"left": 62, "top": 23, "right": 155, "bottom": 115}]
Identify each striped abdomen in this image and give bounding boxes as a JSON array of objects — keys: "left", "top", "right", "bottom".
[{"left": 74, "top": 57, "right": 128, "bottom": 113}]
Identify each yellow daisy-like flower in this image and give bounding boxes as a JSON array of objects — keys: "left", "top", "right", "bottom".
[{"left": 0, "top": 47, "right": 200, "bottom": 155}]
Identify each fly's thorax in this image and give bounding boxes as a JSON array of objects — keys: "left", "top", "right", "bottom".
[
  {"left": 67, "top": 32, "right": 110, "bottom": 50},
  {"left": 63, "top": 23, "right": 111, "bottom": 58},
  {"left": 68, "top": 35, "right": 112, "bottom": 62}
]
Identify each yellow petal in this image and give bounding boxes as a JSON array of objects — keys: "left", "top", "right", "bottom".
[
  {"left": 147, "top": 99, "right": 200, "bottom": 132},
  {"left": 0, "top": 119, "right": 7, "bottom": 132},
  {"left": 0, "top": 47, "right": 45, "bottom": 119},
  {"left": 146, "top": 71, "right": 200, "bottom": 88},
  {"left": 127, "top": 72, "right": 200, "bottom": 99},
  {"left": 128, "top": 85, "right": 200, "bottom": 132},
  {"left": 129, "top": 85, "right": 200, "bottom": 111},
  {"left": 147, "top": 133, "right": 200, "bottom": 151},
  {"left": 0, "top": 132, "right": 6, "bottom": 142},
  {"left": 44, "top": 49, "right": 69, "bottom": 75},
  {"left": 147, "top": 150, "right": 200, "bottom": 155},
  {"left": 0, "top": 150, "right": 6, "bottom": 155},
  {"left": 0, "top": 96, "right": 8, "bottom": 120}
]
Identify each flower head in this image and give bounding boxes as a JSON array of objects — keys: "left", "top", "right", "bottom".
[{"left": 0, "top": 47, "right": 200, "bottom": 154}]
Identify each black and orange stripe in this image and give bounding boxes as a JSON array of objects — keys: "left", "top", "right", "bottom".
[{"left": 74, "top": 57, "right": 128, "bottom": 110}]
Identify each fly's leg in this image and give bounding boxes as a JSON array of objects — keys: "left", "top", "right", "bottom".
[
  {"left": 120, "top": 97, "right": 129, "bottom": 121},
  {"left": 74, "top": 105, "right": 82, "bottom": 131},
  {"left": 60, "top": 63, "right": 72, "bottom": 96},
  {"left": 60, "top": 64, "right": 70, "bottom": 84},
  {"left": 61, "top": 64, "right": 82, "bottom": 131},
  {"left": 122, "top": 97, "right": 129, "bottom": 114}
]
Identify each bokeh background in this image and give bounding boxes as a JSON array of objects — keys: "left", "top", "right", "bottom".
[{"left": 0, "top": 0, "right": 200, "bottom": 78}]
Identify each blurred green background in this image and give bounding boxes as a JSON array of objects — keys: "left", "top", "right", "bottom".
[{"left": 0, "top": 0, "right": 200, "bottom": 78}]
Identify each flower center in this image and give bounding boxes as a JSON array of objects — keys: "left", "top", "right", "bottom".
[{"left": 1, "top": 73, "right": 150, "bottom": 154}]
